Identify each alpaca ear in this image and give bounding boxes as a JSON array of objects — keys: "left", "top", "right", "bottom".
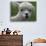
[
  {"left": 15, "top": 2, "right": 22, "bottom": 7},
  {"left": 32, "top": 4, "right": 35, "bottom": 11}
]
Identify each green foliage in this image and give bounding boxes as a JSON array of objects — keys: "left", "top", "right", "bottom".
[{"left": 11, "top": 3, "right": 19, "bottom": 16}]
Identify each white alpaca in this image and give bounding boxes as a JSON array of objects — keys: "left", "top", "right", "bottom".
[{"left": 10, "top": 2, "right": 35, "bottom": 21}]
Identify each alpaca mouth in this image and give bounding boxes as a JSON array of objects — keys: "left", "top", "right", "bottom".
[{"left": 25, "top": 15, "right": 28, "bottom": 19}]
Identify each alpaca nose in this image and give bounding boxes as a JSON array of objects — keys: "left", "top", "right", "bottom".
[{"left": 25, "top": 13, "right": 28, "bottom": 16}]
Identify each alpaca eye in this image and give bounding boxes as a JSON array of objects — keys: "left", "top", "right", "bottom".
[{"left": 21, "top": 9, "right": 23, "bottom": 11}]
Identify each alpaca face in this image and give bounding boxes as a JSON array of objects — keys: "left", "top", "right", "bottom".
[{"left": 19, "top": 2, "right": 33, "bottom": 19}]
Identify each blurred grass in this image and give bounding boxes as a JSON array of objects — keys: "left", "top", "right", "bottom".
[
  {"left": 29, "top": 2, "right": 37, "bottom": 21},
  {"left": 10, "top": 2, "right": 19, "bottom": 16},
  {"left": 10, "top": 2, "right": 37, "bottom": 21}
]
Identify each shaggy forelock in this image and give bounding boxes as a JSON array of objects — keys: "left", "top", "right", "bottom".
[{"left": 19, "top": 2, "right": 33, "bottom": 9}]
